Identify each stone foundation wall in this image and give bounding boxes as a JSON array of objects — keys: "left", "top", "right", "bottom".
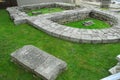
[
  {"left": 50, "top": 9, "right": 117, "bottom": 26},
  {"left": 50, "top": 10, "right": 91, "bottom": 24},
  {"left": 20, "top": 2, "right": 77, "bottom": 12},
  {"left": 6, "top": 2, "right": 79, "bottom": 25},
  {"left": 17, "top": 0, "right": 71, "bottom": 6},
  {"left": 90, "top": 10, "right": 118, "bottom": 26}
]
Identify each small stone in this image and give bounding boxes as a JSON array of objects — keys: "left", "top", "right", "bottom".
[{"left": 83, "top": 20, "right": 94, "bottom": 26}]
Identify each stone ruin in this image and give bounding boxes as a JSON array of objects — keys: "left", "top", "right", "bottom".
[
  {"left": 11, "top": 45, "right": 67, "bottom": 80},
  {"left": 100, "top": 0, "right": 111, "bottom": 8},
  {"left": 7, "top": 2, "right": 120, "bottom": 44},
  {"left": 6, "top": 2, "right": 81, "bottom": 25}
]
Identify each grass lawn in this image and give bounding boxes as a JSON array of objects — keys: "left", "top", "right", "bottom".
[
  {"left": 27, "top": 8, "right": 64, "bottom": 16},
  {"left": 64, "top": 18, "right": 110, "bottom": 29},
  {"left": 0, "top": 9, "right": 120, "bottom": 80}
]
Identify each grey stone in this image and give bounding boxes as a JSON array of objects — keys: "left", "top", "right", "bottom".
[
  {"left": 83, "top": 20, "right": 94, "bottom": 26},
  {"left": 116, "top": 55, "right": 120, "bottom": 62},
  {"left": 109, "top": 63, "right": 120, "bottom": 74},
  {"left": 7, "top": 2, "right": 79, "bottom": 25},
  {"left": 100, "top": 0, "right": 111, "bottom": 9},
  {"left": 11, "top": 45, "right": 67, "bottom": 80},
  {"left": 101, "top": 72, "right": 120, "bottom": 80},
  {"left": 7, "top": 3, "right": 120, "bottom": 44}
]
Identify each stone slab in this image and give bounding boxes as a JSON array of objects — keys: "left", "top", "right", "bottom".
[{"left": 11, "top": 45, "right": 67, "bottom": 80}]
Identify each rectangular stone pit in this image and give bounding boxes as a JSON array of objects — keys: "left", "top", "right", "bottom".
[
  {"left": 49, "top": 9, "right": 117, "bottom": 26},
  {"left": 7, "top": 2, "right": 81, "bottom": 25},
  {"left": 11, "top": 45, "right": 67, "bottom": 80}
]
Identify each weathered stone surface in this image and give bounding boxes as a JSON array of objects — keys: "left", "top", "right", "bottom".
[
  {"left": 109, "top": 63, "right": 120, "bottom": 74},
  {"left": 83, "top": 20, "right": 94, "bottom": 26},
  {"left": 11, "top": 45, "right": 67, "bottom": 80},
  {"left": 7, "top": 2, "right": 79, "bottom": 25},
  {"left": 116, "top": 55, "right": 120, "bottom": 62},
  {"left": 27, "top": 8, "right": 120, "bottom": 44},
  {"left": 100, "top": 0, "right": 111, "bottom": 8},
  {"left": 7, "top": 3, "right": 120, "bottom": 43},
  {"left": 101, "top": 72, "right": 120, "bottom": 80}
]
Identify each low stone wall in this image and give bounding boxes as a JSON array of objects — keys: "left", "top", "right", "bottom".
[
  {"left": 7, "top": 3, "right": 120, "bottom": 44},
  {"left": 90, "top": 10, "right": 118, "bottom": 26},
  {"left": 27, "top": 8, "right": 120, "bottom": 43},
  {"left": 17, "top": 0, "right": 71, "bottom": 6},
  {"left": 20, "top": 2, "right": 77, "bottom": 12},
  {"left": 6, "top": 2, "right": 80, "bottom": 25},
  {"left": 50, "top": 9, "right": 118, "bottom": 26},
  {"left": 50, "top": 9, "right": 90, "bottom": 24}
]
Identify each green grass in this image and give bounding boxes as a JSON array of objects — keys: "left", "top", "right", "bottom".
[
  {"left": 27, "top": 8, "right": 64, "bottom": 16},
  {"left": 0, "top": 9, "right": 120, "bottom": 80},
  {"left": 64, "top": 18, "right": 110, "bottom": 29}
]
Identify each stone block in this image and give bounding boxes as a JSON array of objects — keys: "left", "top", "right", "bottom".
[{"left": 11, "top": 45, "right": 67, "bottom": 80}]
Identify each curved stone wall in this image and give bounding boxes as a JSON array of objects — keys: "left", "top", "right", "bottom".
[{"left": 27, "top": 8, "right": 120, "bottom": 43}]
